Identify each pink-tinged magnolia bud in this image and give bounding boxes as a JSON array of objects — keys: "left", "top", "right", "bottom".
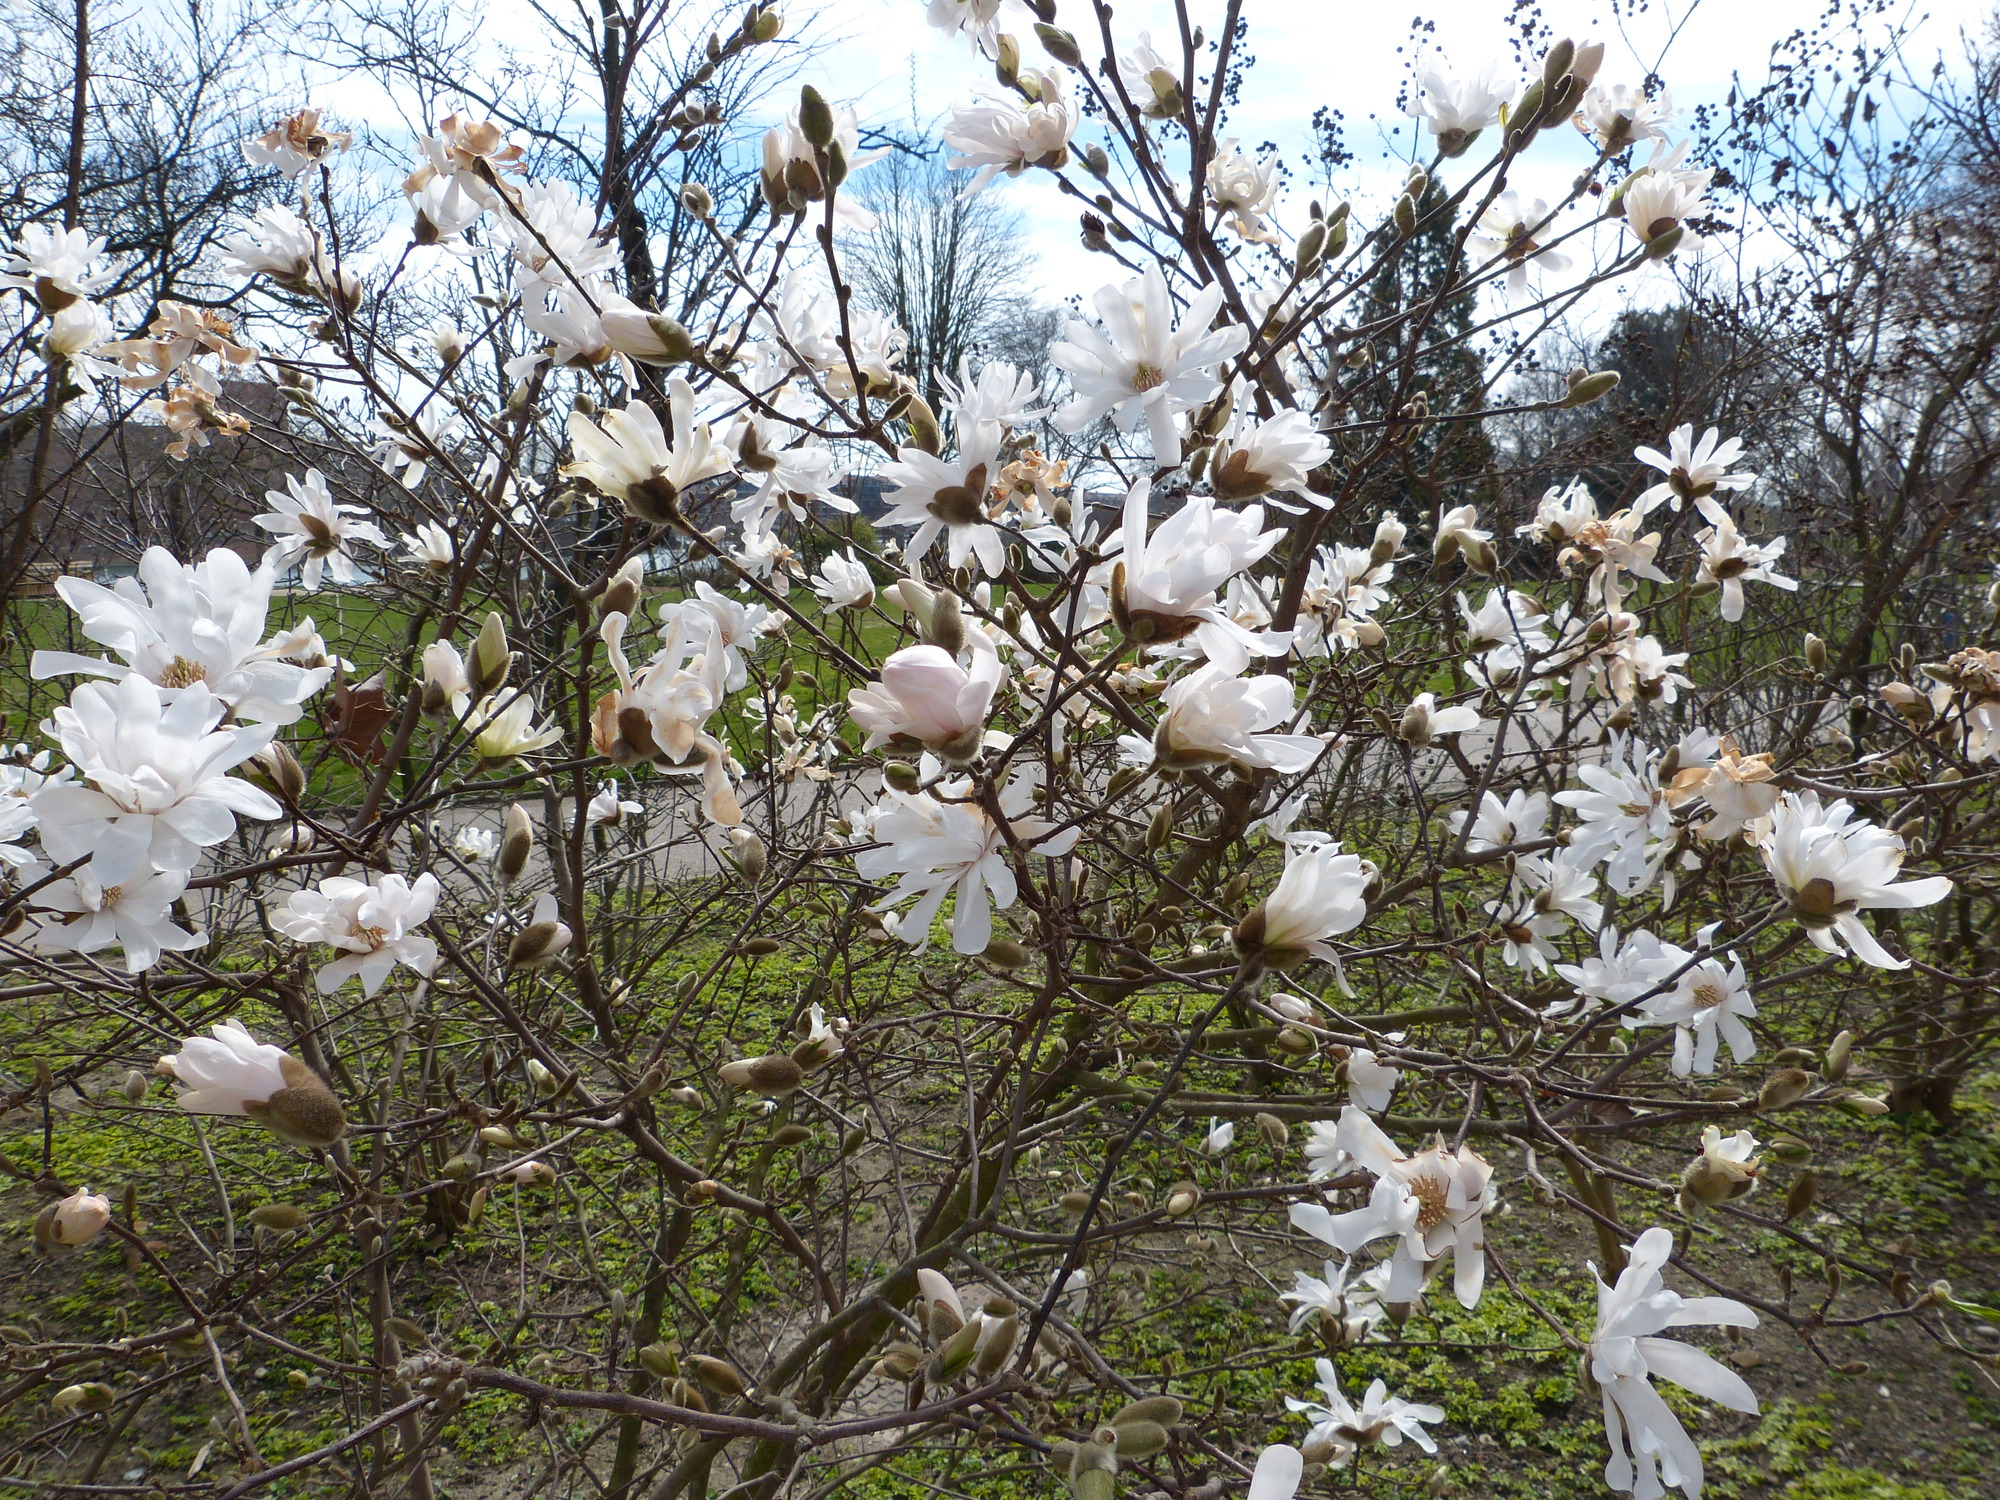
[
  {"left": 34, "top": 1190, "right": 112, "bottom": 1253},
  {"left": 847, "top": 643, "right": 1002, "bottom": 766}
]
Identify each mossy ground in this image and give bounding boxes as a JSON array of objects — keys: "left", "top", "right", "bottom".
[{"left": 1, "top": 848, "right": 1997, "bottom": 1498}]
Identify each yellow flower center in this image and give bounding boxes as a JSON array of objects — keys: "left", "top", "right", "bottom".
[
  {"left": 1409, "top": 1172, "right": 1450, "bottom": 1232},
  {"left": 158, "top": 655, "right": 208, "bottom": 689}
]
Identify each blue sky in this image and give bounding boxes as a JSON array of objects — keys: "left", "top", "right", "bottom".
[{"left": 789, "top": 0, "right": 1995, "bottom": 306}]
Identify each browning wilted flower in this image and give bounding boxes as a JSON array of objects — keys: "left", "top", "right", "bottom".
[{"left": 242, "top": 108, "right": 353, "bottom": 178}]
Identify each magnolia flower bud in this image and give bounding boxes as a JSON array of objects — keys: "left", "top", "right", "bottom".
[
  {"left": 681, "top": 181, "right": 715, "bottom": 219},
  {"left": 1561, "top": 370, "right": 1621, "bottom": 408},
  {"left": 600, "top": 557, "right": 644, "bottom": 621},
  {"left": 34, "top": 1190, "right": 111, "bottom": 1253},
  {"left": 1804, "top": 633, "right": 1828, "bottom": 673},
  {"left": 251, "top": 740, "right": 307, "bottom": 804},
  {"left": 1370, "top": 513, "right": 1407, "bottom": 563},
  {"left": 1164, "top": 1181, "right": 1201, "bottom": 1217},
  {"left": 248, "top": 1203, "right": 311, "bottom": 1231},
  {"left": 971, "top": 1310, "right": 1020, "bottom": 1377},
  {"left": 1823, "top": 1030, "right": 1854, "bottom": 1083},
  {"left": 727, "top": 827, "right": 768, "bottom": 883},
  {"left": 1758, "top": 1069, "right": 1814, "bottom": 1111},
  {"left": 1255, "top": 1112, "right": 1289, "bottom": 1147},
  {"left": 718, "top": 1054, "right": 806, "bottom": 1095},
  {"left": 500, "top": 803, "right": 534, "bottom": 883},
  {"left": 509, "top": 894, "right": 573, "bottom": 969}
]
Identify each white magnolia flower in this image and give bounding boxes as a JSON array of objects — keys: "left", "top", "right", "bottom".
[
  {"left": 1105, "top": 480, "right": 1287, "bottom": 673},
  {"left": 217, "top": 205, "right": 357, "bottom": 306},
  {"left": 1239, "top": 840, "right": 1372, "bottom": 972},
  {"left": 1200, "top": 1118, "right": 1236, "bottom": 1157},
  {"left": 592, "top": 610, "right": 741, "bottom": 826},
  {"left": 1642, "top": 943, "right": 1755, "bottom": 1076},
  {"left": 1457, "top": 587, "right": 1550, "bottom": 653},
  {"left": 854, "top": 760, "right": 1079, "bottom": 955},
  {"left": 1551, "top": 926, "right": 1679, "bottom": 1018},
  {"left": 1577, "top": 83, "right": 1679, "bottom": 152},
  {"left": 1300, "top": 1118, "right": 1346, "bottom": 1181},
  {"left": 1758, "top": 792, "right": 1952, "bottom": 969},
  {"left": 562, "top": 381, "right": 733, "bottom": 523},
  {"left": 1345, "top": 1048, "right": 1401, "bottom": 1115},
  {"left": 1397, "top": 691, "right": 1482, "bottom": 747},
  {"left": 254, "top": 470, "right": 391, "bottom": 590},
  {"left": 1289, "top": 1106, "right": 1494, "bottom": 1306},
  {"left": 160, "top": 1019, "right": 348, "bottom": 1147},
  {"left": 924, "top": 0, "right": 1015, "bottom": 49},
  {"left": 1433, "top": 504, "right": 1494, "bottom": 572},
  {"left": 1248, "top": 1445, "right": 1304, "bottom": 1500},
  {"left": 1635, "top": 424, "right": 1756, "bottom": 515},
  {"left": 1681, "top": 1126, "right": 1762, "bottom": 1208},
  {"left": 811, "top": 549, "right": 876, "bottom": 613},
  {"left": 1469, "top": 191, "right": 1568, "bottom": 296},
  {"left": 1695, "top": 509, "right": 1795, "bottom": 622},
  {"left": 1450, "top": 790, "right": 1550, "bottom": 879},
  {"left": 943, "top": 69, "right": 1076, "bottom": 192},
  {"left": 30, "top": 546, "right": 333, "bottom": 725},
  {"left": 664, "top": 582, "right": 772, "bottom": 694},
  {"left": 30, "top": 866, "right": 203, "bottom": 972},
  {"left": 1620, "top": 151, "right": 1714, "bottom": 255},
  {"left": 1520, "top": 477, "right": 1601, "bottom": 545},
  {"left": 33, "top": 677, "right": 279, "bottom": 885},
  {"left": 0, "top": 224, "right": 118, "bottom": 307},
  {"left": 1589, "top": 1226, "right": 1759, "bottom": 1500},
  {"left": 1209, "top": 409, "right": 1332, "bottom": 507},
  {"left": 1556, "top": 735, "right": 1673, "bottom": 897},
  {"left": 1130, "top": 663, "right": 1322, "bottom": 775},
  {"left": 372, "top": 403, "right": 458, "bottom": 489},
  {"left": 407, "top": 170, "right": 483, "bottom": 245},
  {"left": 1278, "top": 1258, "right": 1387, "bottom": 1339},
  {"left": 37, "top": 1190, "right": 112, "bottom": 1250},
  {"left": 509, "top": 892, "right": 573, "bottom": 969},
  {"left": 875, "top": 439, "right": 1008, "bottom": 578},
  {"left": 272, "top": 872, "right": 442, "bottom": 996},
  {"left": 588, "top": 780, "right": 644, "bottom": 827},
  {"left": 1207, "top": 140, "right": 1280, "bottom": 242},
  {"left": 403, "top": 521, "right": 455, "bottom": 573},
  {"left": 1284, "top": 1357, "right": 1444, "bottom": 1459},
  {"left": 848, "top": 641, "right": 1005, "bottom": 764},
  {"left": 500, "top": 178, "right": 622, "bottom": 288},
  {"left": 44, "top": 298, "right": 119, "bottom": 381},
  {"left": 1406, "top": 53, "right": 1515, "bottom": 154},
  {"left": 452, "top": 826, "right": 498, "bottom": 863},
  {"left": 1051, "top": 265, "right": 1249, "bottom": 463},
  {"left": 468, "top": 690, "right": 564, "bottom": 764}
]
